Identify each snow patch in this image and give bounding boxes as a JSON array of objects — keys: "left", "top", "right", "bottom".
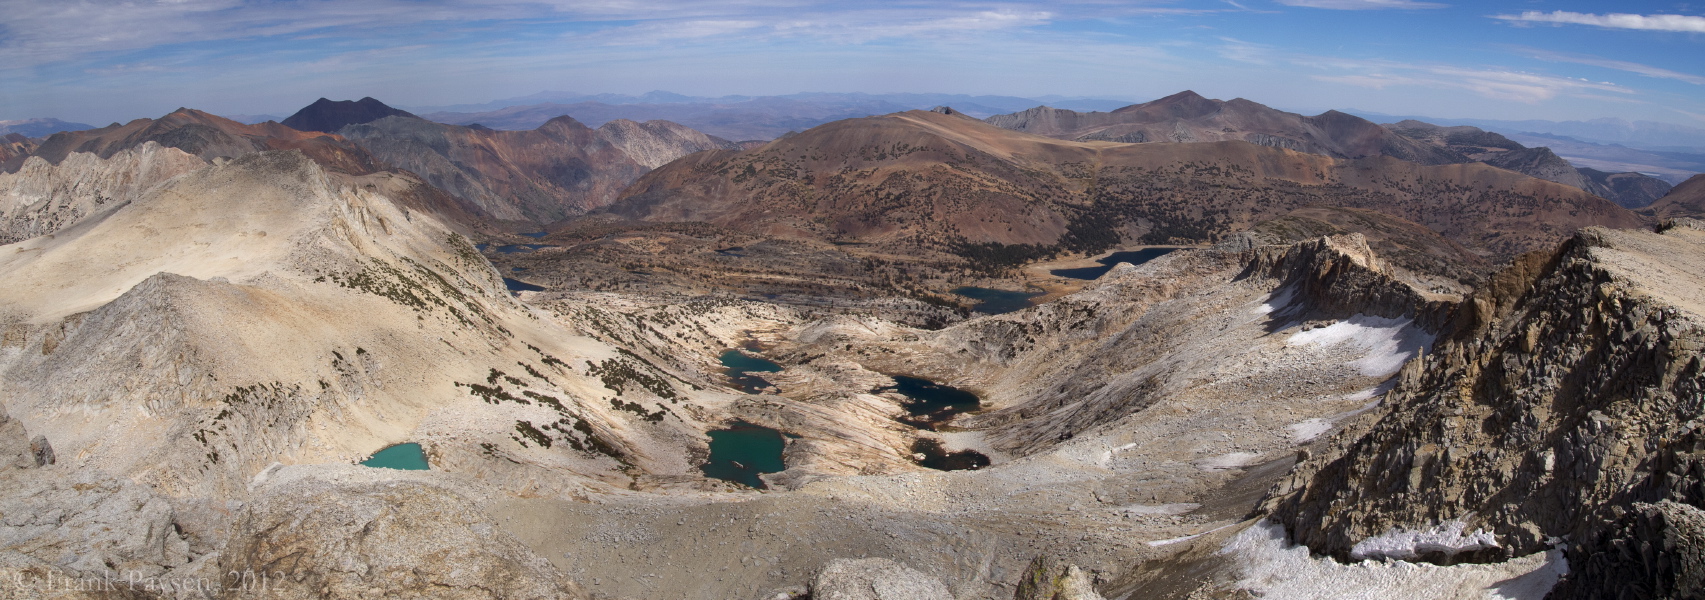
[
  {"left": 1119, "top": 503, "right": 1199, "bottom": 516},
  {"left": 1146, "top": 523, "right": 1237, "bottom": 547},
  {"left": 1219, "top": 522, "right": 1567, "bottom": 600},
  {"left": 1197, "top": 452, "right": 1262, "bottom": 471},
  {"left": 1287, "top": 315, "right": 1433, "bottom": 377},
  {"left": 1350, "top": 520, "right": 1499, "bottom": 561},
  {"left": 1286, "top": 419, "right": 1333, "bottom": 443},
  {"left": 1255, "top": 285, "right": 1295, "bottom": 315}
]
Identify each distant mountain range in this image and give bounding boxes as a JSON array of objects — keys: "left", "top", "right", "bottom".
[
  {"left": 1344, "top": 110, "right": 1705, "bottom": 154},
  {"left": 610, "top": 107, "right": 1641, "bottom": 265},
  {"left": 0, "top": 118, "right": 95, "bottom": 138},
  {"left": 405, "top": 91, "right": 1134, "bottom": 118},
  {"left": 985, "top": 92, "right": 1675, "bottom": 209},
  {"left": 412, "top": 92, "right": 1136, "bottom": 141}
]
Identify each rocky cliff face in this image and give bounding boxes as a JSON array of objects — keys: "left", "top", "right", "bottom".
[
  {"left": 0, "top": 142, "right": 206, "bottom": 244},
  {"left": 1260, "top": 220, "right": 1705, "bottom": 596},
  {"left": 595, "top": 118, "right": 740, "bottom": 169}
]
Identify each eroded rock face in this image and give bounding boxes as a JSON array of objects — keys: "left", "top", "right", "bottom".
[
  {"left": 0, "top": 143, "right": 206, "bottom": 244},
  {"left": 1553, "top": 500, "right": 1705, "bottom": 600},
  {"left": 809, "top": 557, "right": 954, "bottom": 600},
  {"left": 220, "top": 466, "right": 585, "bottom": 600},
  {"left": 1261, "top": 220, "right": 1705, "bottom": 595}
]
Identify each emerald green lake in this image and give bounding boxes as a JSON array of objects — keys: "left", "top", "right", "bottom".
[
  {"left": 360, "top": 443, "right": 429, "bottom": 470},
  {"left": 700, "top": 421, "right": 787, "bottom": 489}
]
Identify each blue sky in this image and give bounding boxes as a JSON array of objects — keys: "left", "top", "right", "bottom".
[{"left": 2, "top": 0, "right": 1702, "bottom": 126}]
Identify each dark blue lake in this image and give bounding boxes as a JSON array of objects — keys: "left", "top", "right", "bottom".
[
  {"left": 912, "top": 438, "right": 989, "bottom": 471},
  {"left": 360, "top": 443, "right": 429, "bottom": 470},
  {"left": 496, "top": 244, "right": 552, "bottom": 254},
  {"left": 715, "top": 247, "right": 746, "bottom": 257},
  {"left": 701, "top": 421, "right": 787, "bottom": 489},
  {"left": 886, "top": 375, "right": 982, "bottom": 429},
  {"left": 1050, "top": 248, "right": 1181, "bottom": 280},
  {"left": 720, "top": 349, "right": 782, "bottom": 394},
  {"left": 951, "top": 286, "right": 1043, "bottom": 315},
  {"left": 503, "top": 277, "right": 545, "bottom": 292}
]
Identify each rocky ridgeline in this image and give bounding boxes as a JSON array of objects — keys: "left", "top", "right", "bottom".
[
  {"left": 0, "top": 142, "right": 206, "bottom": 244},
  {"left": 1226, "top": 231, "right": 1458, "bottom": 331},
  {"left": 1260, "top": 220, "right": 1705, "bottom": 597}
]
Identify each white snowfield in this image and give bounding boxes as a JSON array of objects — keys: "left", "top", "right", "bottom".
[
  {"left": 1287, "top": 314, "right": 1434, "bottom": 377},
  {"left": 1220, "top": 522, "right": 1567, "bottom": 600},
  {"left": 1350, "top": 520, "right": 1499, "bottom": 561}
]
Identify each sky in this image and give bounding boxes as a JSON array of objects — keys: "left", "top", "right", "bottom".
[{"left": 2, "top": 0, "right": 1703, "bottom": 127}]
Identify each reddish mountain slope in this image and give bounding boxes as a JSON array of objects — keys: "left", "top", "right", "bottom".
[
  {"left": 1643, "top": 174, "right": 1705, "bottom": 219},
  {"left": 987, "top": 91, "right": 1457, "bottom": 164},
  {"left": 338, "top": 116, "right": 652, "bottom": 224},
  {"left": 3, "top": 109, "right": 381, "bottom": 175},
  {"left": 610, "top": 110, "right": 1643, "bottom": 265}
]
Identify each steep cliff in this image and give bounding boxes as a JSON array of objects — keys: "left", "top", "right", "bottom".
[{"left": 1261, "top": 220, "right": 1705, "bottom": 596}]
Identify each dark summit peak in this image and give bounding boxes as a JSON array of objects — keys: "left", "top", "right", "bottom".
[{"left": 281, "top": 97, "right": 417, "bottom": 133}]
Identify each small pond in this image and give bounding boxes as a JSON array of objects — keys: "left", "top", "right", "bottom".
[
  {"left": 700, "top": 421, "right": 788, "bottom": 489},
  {"left": 715, "top": 247, "right": 746, "bottom": 257},
  {"left": 495, "top": 244, "right": 553, "bottom": 254},
  {"left": 951, "top": 286, "right": 1043, "bottom": 315},
  {"left": 911, "top": 438, "right": 989, "bottom": 471},
  {"left": 503, "top": 277, "right": 546, "bottom": 292},
  {"left": 1050, "top": 248, "right": 1182, "bottom": 280},
  {"left": 360, "top": 442, "right": 430, "bottom": 470},
  {"left": 520, "top": 231, "right": 550, "bottom": 239},
  {"left": 720, "top": 349, "right": 782, "bottom": 394},
  {"left": 885, "top": 375, "right": 982, "bottom": 430}
]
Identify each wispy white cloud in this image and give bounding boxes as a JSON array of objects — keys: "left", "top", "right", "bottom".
[
  {"left": 1492, "top": 10, "right": 1705, "bottom": 32},
  {"left": 1275, "top": 0, "right": 1446, "bottom": 10},
  {"left": 1513, "top": 47, "right": 1705, "bottom": 85},
  {"left": 1212, "top": 38, "right": 1632, "bottom": 104}
]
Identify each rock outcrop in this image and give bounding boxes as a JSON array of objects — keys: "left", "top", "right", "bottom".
[
  {"left": 1014, "top": 555, "right": 1107, "bottom": 600},
  {"left": 1261, "top": 220, "right": 1705, "bottom": 597},
  {"left": 595, "top": 118, "right": 740, "bottom": 169},
  {"left": 0, "top": 142, "right": 206, "bottom": 244},
  {"left": 809, "top": 558, "right": 955, "bottom": 600},
  {"left": 221, "top": 466, "right": 586, "bottom": 599}
]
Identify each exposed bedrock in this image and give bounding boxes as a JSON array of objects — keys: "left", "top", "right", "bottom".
[{"left": 1261, "top": 219, "right": 1705, "bottom": 597}]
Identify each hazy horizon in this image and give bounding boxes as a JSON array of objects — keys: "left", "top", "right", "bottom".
[{"left": 3, "top": 1, "right": 1703, "bottom": 128}]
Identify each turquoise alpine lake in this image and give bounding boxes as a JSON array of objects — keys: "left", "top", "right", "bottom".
[
  {"left": 700, "top": 421, "right": 787, "bottom": 489},
  {"left": 360, "top": 443, "right": 429, "bottom": 470}
]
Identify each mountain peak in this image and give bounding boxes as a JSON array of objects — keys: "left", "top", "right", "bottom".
[{"left": 281, "top": 97, "right": 417, "bottom": 133}]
